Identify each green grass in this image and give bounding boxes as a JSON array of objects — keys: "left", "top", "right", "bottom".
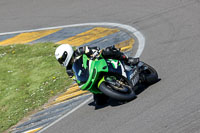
[{"left": 0, "top": 43, "right": 72, "bottom": 132}]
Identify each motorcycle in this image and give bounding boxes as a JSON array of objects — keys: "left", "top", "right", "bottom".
[{"left": 72, "top": 53, "right": 158, "bottom": 101}]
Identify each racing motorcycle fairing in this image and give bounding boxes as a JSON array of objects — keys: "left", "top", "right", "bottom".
[{"left": 72, "top": 54, "right": 140, "bottom": 94}]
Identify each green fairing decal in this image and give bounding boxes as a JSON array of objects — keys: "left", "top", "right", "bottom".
[
  {"left": 77, "top": 54, "right": 109, "bottom": 94},
  {"left": 76, "top": 80, "right": 81, "bottom": 84},
  {"left": 83, "top": 54, "right": 88, "bottom": 69},
  {"left": 98, "top": 77, "right": 105, "bottom": 88}
]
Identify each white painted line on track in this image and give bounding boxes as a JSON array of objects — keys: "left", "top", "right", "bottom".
[
  {"left": 37, "top": 95, "right": 93, "bottom": 133},
  {"left": 0, "top": 22, "right": 145, "bottom": 57},
  {"left": 1, "top": 23, "right": 145, "bottom": 132}
]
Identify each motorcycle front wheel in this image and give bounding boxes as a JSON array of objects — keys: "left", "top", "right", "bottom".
[{"left": 99, "top": 75, "right": 136, "bottom": 101}]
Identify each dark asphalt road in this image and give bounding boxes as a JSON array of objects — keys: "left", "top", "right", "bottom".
[{"left": 1, "top": 0, "right": 200, "bottom": 133}]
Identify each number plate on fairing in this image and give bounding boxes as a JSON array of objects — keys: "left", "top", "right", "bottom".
[
  {"left": 132, "top": 74, "right": 139, "bottom": 86},
  {"left": 130, "top": 68, "right": 139, "bottom": 86}
]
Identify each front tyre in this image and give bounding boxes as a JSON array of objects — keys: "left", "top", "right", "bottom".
[{"left": 99, "top": 75, "right": 136, "bottom": 101}]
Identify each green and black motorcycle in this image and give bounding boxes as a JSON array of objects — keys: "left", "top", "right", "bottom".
[{"left": 72, "top": 53, "right": 158, "bottom": 101}]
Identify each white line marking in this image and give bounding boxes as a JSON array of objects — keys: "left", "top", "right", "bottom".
[
  {"left": 0, "top": 23, "right": 145, "bottom": 132},
  {"left": 0, "top": 22, "right": 145, "bottom": 57},
  {"left": 37, "top": 95, "right": 93, "bottom": 133}
]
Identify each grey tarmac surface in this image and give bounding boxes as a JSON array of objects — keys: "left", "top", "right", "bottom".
[{"left": 1, "top": 0, "right": 200, "bottom": 133}]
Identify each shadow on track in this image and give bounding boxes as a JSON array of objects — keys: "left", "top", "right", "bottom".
[{"left": 88, "top": 79, "right": 161, "bottom": 110}]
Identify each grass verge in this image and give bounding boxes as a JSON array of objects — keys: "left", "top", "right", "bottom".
[{"left": 0, "top": 43, "right": 72, "bottom": 132}]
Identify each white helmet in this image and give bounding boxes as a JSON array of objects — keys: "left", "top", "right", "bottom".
[{"left": 55, "top": 44, "right": 74, "bottom": 67}]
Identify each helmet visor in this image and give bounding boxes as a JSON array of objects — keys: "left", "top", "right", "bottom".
[{"left": 58, "top": 51, "right": 68, "bottom": 64}]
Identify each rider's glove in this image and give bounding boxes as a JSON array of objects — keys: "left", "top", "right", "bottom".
[
  {"left": 66, "top": 69, "right": 74, "bottom": 78},
  {"left": 90, "top": 50, "right": 100, "bottom": 59}
]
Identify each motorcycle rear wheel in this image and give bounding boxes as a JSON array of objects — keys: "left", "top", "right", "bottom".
[
  {"left": 140, "top": 62, "right": 159, "bottom": 85},
  {"left": 99, "top": 75, "right": 136, "bottom": 101}
]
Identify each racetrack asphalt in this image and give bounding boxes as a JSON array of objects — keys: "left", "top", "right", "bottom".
[{"left": 1, "top": 0, "right": 200, "bottom": 133}]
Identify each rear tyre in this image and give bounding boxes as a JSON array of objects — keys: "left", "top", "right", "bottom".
[
  {"left": 140, "top": 62, "right": 159, "bottom": 85},
  {"left": 99, "top": 75, "right": 136, "bottom": 101}
]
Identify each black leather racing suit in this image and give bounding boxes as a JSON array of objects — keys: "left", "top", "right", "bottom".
[{"left": 66, "top": 45, "right": 129, "bottom": 78}]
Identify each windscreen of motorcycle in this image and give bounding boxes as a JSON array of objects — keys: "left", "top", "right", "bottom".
[{"left": 72, "top": 56, "right": 89, "bottom": 84}]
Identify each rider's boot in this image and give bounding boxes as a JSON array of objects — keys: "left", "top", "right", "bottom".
[
  {"left": 128, "top": 57, "right": 139, "bottom": 65},
  {"left": 120, "top": 55, "right": 139, "bottom": 66}
]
